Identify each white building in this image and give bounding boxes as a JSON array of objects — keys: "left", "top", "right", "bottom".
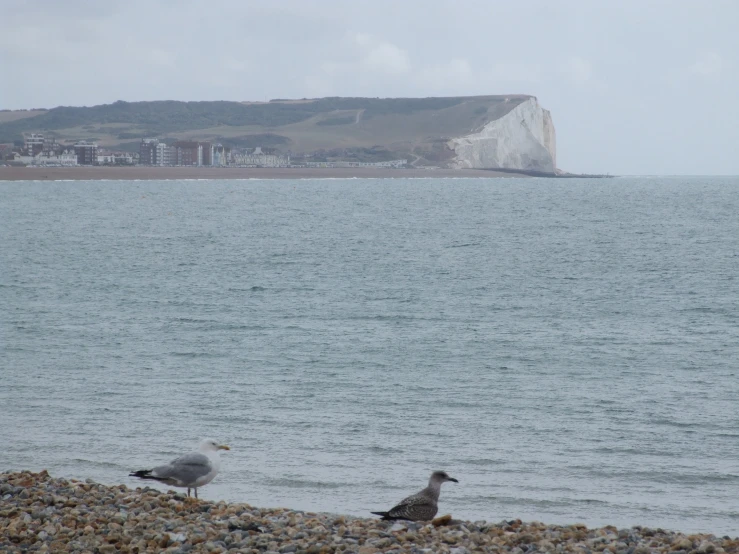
[
  {"left": 155, "top": 142, "right": 175, "bottom": 166},
  {"left": 231, "top": 146, "right": 290, "bottom": 167},
  {"left": 98, "top": 152, "right": 134, "bottom": 165},
  {"left": 15, "top": 150, "right": 78, "bottom": 166},
  {"left": 24, "top": 133, "right": 45, "bottom": 156},
  {"left": 211, "top": 143, "right": 229, "bottom": 167}
]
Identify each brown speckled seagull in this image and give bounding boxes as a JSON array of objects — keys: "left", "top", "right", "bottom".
[{"left": 371, "top": 470, "right": 459, "bottom": 521}]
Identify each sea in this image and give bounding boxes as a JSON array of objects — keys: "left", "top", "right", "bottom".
[{"left": 1, "top": 176, "right": 738, "bottom": 536}]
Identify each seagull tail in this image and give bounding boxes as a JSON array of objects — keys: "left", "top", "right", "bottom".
[
  {"left": 129, "top": 469, "right": 156, "bottom": 480},
  {"left": 370, "top": 511, "right": 393, "bottom": 520}
]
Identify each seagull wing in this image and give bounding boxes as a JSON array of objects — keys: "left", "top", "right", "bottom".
[
  {"left": 386, "top": 492, "right": 438, "bottom": 521},
  {"left": 149, "top": 452, "right": 213, "bottom": 487}
]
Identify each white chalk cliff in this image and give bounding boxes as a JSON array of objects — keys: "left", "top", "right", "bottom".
[{"left": 448, "top": 97, "right": 556, "bottom": 172}]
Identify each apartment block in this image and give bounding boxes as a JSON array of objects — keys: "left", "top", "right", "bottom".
[{"left": 74, "top": 141, "right": 98, "bottom": 165}]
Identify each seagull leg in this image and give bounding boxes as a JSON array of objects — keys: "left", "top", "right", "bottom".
[{"left": 183, "top": 489, "right": 198, "bottom": 505}]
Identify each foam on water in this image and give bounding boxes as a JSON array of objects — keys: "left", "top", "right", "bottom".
[{"left": 1, "top": 177, "right": 738, "bottom": 535}]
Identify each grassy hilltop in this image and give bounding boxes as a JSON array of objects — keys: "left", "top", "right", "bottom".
[{"left": 0, "top": 95, "right": 532, "bottom": 165}]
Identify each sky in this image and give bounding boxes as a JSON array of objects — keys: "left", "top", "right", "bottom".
[{"left": 1, "top": 0, "right": 737, "bottom": 175}]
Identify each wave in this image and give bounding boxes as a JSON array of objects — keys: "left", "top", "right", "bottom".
[
  {"left": 171, "top": 317, "right": 219, "bottom": 324},
  {"left": 265, "top": 478, "right": 348, "bottom": 490},
  {"left": 646, "top": 418, "right": 710, "bottom": 429},
  {"left": 364, "top": 445, "right": 402, "bottom": 454},
  {"left": 66, "top": 458, "right": 126, "bottom": 470},
  {"left": 168, "top": 351, "right": 228, "bottom": 358},
  {"left": 447, "top": 242, "right": 481, "bottom": 248},
  {"left": 460, "top": 494, "right": 611, "bottom": 509},
  {"left": 458, "top": 458, "right": 506, "bottom": 467}
]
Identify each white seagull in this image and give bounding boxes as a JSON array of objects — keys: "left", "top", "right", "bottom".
[{"left": 129, "top": 439, "right": 230, "bottom": 499}]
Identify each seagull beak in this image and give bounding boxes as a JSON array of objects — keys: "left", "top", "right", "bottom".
[
  {"left": 449, "top": 477, "right": 459, "bottom": 483},
  {"left": 218, "top": 445, "right": 230, "bottom": 451}
]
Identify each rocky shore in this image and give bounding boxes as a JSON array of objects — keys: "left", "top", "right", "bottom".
[{"left": 2, "top": 471, "right": 737, "bottom": 553}]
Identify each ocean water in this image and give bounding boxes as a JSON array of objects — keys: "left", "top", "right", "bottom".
[{"left": 1, "top": 176, "right": 738, "bottom": 536}]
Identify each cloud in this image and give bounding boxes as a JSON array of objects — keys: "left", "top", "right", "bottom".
[
  {"left": 563, "top": 56, "right": 593, "bottom": 84},
  {"left": 301, "top": 33, "right": 411, "bottom": 96},
  {"left": 223, "top": 57, "right": 249, "bottom": 73},
  {"left": 444, "top": 58, "right": 473, "bottom": 79},
  {"left": 688, "top": 51, "right": 723, "bottom": 76},
  {"left": 416, "top": 58, "right": 473, "bottom": 91},
  {"left": 149, "top": 49, "right": 176, "bottom": 67},
  {"left": 303, "top": 74, "right": 334, "bottom": 97},
  {"left": 353, "top": 32, "right": 374, "bottom": 48},
  {"left": 487, "top": 62, "right": 541, "bottom": 83},
  {"left": 362, "top": 41, "right": 411, "bottom": 75},
  {"left": 349, "top": 33, "right": 411, "bottom": 75}
]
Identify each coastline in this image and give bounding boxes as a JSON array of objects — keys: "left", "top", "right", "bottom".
[
  {"left": 2, "top": 471, "right": 736, "bottom": 554},
  {"left": 0, "top": 166, "right": 522, "bottom": 182}
]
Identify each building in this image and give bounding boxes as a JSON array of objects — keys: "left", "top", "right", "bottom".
[
  {"left": 115, "top": 152, "right": 134, "bottom": 165},
  {"left": 231, "top": 146, "right": 290, "bottom": 167},
  {"left": 74, "top": 141, "right": 98, "bottom": 165},
  {"left": 201, "top": 142, "right": 212, "bottom": 166},
  {"left": 0, "top": 144, "right": 12, "bottom": 160},
  {"left": 24, "top": 133, "right": 45, "bottom": 156},
  {"left": 42, "top": 137, "right": 60, "bottom": 155},
  {"left": 173, "top": 141, "right": 204, "bottom": 166},
  {"left": 139, "top": 138, "right": 175, "bottom": 166},
  {"left": 157, "top": 142, "right": 176, "bottom": 166},
  {"left": 14, "top": 149, "right": 77, "bottom": 166},
  {"left": 22, "top": 133, "right": 64, "bottom": 156},
  {"left": 98, "top": 153, "right": 114, "bottom": 165},
  {"left": 139, "top": 138, "right": 158, "bottom": 165},
  {"left": 211, "top": 143, "right": 229, "bottom": 167},
  {"left": 97, "top": 151, "right": 134, "bottom": 165}
]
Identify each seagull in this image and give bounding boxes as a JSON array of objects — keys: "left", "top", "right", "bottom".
[
  {"left": 371, "top": 470, "right": 459, "bottom": 521},
  {"left": 129, "top": 439, "right": 230, "bottom": 499}
]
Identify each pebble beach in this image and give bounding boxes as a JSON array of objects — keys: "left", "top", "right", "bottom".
[{"left": 2, "top": 471, "right": 737, "bottom": 554}]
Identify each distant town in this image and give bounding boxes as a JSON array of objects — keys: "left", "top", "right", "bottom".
[{"left": 0, "top": 133, "right": 408, "bottom": 169}]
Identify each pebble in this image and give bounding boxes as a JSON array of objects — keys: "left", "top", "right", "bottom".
[{"left": 1, "top": 470, "right": 738, "bottom": 553}]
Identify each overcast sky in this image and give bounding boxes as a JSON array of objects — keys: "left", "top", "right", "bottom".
[{"left": 1, "top": 0, "right": 737, "bottom": 174}]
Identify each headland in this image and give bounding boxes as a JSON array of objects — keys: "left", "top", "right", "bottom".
[{"left": 0, "top": 96, "right": 559, "bottom": 174}]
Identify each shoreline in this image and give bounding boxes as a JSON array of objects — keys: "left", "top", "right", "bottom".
[
  {"left": 0, "top": 166, "right": 524, "bottom": 182},
  {"left": 2, "top": 471, "right": 737, "bottom": 553}
]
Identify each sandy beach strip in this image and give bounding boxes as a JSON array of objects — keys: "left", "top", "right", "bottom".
[
  {"left": 2, "top": 471, "right": 737, "bottom": 553},
  {"left": 0, "top": 166, "right": 520, "bottom": 182}
]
